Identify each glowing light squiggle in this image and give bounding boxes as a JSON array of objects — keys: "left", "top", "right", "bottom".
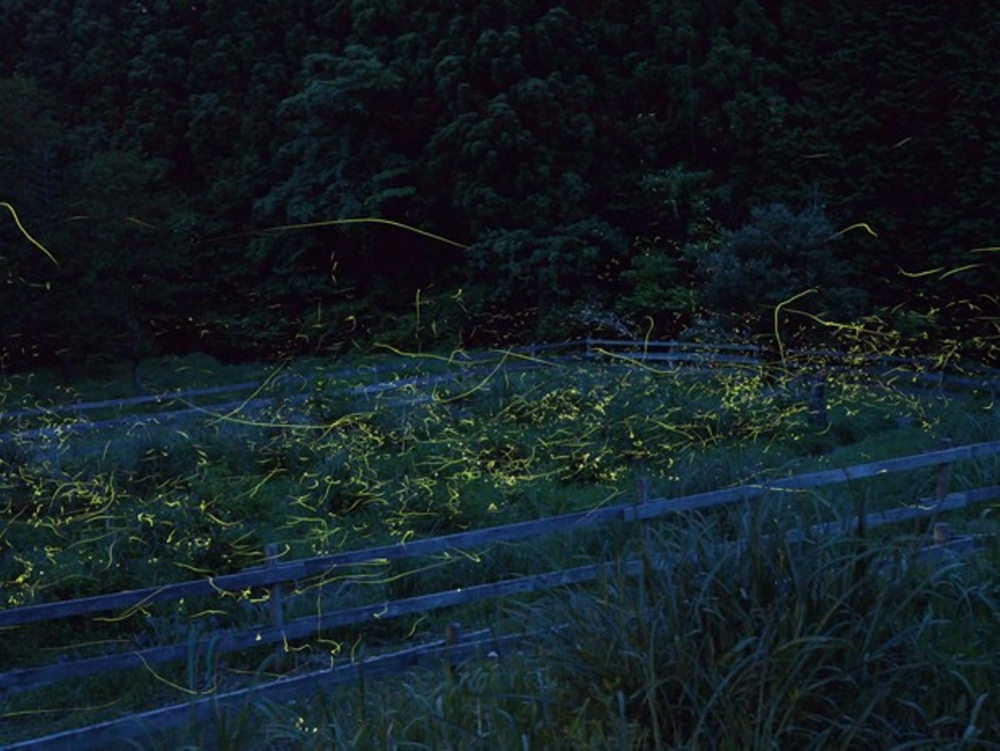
[
  {"left": 210, "top": 216, "right": 469, "bottom": 249},
  {"left": 1, "top": 201, "right": 59, "bottom": 265}
]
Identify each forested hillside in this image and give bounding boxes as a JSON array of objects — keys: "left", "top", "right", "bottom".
[{"left": 1, "top": 0, "right": 997, "bottom": 371}]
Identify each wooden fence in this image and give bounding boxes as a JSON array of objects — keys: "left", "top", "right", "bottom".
[
  {"left": 0, "top": 356, "right": 532, "bottom": 446},
  {"left": 581, "top": 338, "right": 762, "bottom": 365},
  {"left": 3, "top": 440, "right": 999, "bottom": 749},
  {"left": 2, "top": 340, "right": 996, "bottom": 449},
  {"left": 0, "top": 381, "right": 262, "bottom": 445},
  {"left": 580, "top": 339, "right": 1000, "bottom": 394}
]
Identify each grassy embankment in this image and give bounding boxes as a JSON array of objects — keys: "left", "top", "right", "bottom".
[{"left": 1, "top": 347, "right": 997, "bottom": 747}]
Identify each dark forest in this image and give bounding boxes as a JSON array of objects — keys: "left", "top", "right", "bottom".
[{"left": 2, "top": 0, "right": 997, "bottom": 371}]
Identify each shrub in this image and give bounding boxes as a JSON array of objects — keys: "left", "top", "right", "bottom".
[{"left": 697, "top": 202, "right": 867, "bottom": 328}]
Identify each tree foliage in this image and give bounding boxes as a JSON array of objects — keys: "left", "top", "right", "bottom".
[
  {"left": 697, "top": 202, "right": 866, "bottom": 325},
  {"left": 0, "top": 0, "right": 996, "bottom": 367}
]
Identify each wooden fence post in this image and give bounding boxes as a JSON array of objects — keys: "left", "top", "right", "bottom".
[
  {"left": 932, "top": 523, "right": 952, "bottom": 544},
  {"left": 922, "top": 438, "right": 955, "bottom": 547},
  {"left": 264, "top": 544, "right": 285, "bottom": 671},
  {"left": 444, "top": 621, "right": 462, "bottom": 679},
  {"left": 636, "top": 475, "right": 651, "bottom": 548},
  {"left": 934, "top": 440, "right": 953, "bottom": 502},
  {"left": 807, "top": 371, "right": 828, "bottom": 429}
]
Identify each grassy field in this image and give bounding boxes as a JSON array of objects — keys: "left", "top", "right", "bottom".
[{"left": 1, "top": 347, "right": 997, "bottom": 747}]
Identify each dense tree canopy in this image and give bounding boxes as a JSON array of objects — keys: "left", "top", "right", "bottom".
[{"left": 1, "top": 0, "right": 996, "bottom": 371}]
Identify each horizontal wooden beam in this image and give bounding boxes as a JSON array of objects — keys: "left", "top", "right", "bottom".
[
  {"left": 4, "top": 627, "right": 535, "bottom": 751},
  {"left": 3, "top": 442, "right": 998, "bottom": 628},
  {"left": 5, "top": 484, "right": 999, "bottom": 693}
]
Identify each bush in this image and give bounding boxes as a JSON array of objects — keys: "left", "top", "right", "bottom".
[
  {"left": 697, "top": 202, "right": 867, "bottom": 328},
  {"left": 467, "top": 218, "right": 628, "bottom": 337}
]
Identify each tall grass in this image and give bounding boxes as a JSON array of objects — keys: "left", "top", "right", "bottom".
[
  {"left": 2, "top": 350, "right": 996, "bottom": 746},
  {"left": 237, "top": 516, "right": 1000, "bottom": 750}
]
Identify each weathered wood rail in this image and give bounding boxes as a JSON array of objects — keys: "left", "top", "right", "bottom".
[
  {"left": 581, "top": 339, "right": 1000, "bottom": 393},
  {"left": 5, "top": 439, "right": 995, "bottom": 631},
  {"left": 2, "top": 340, "right": 995, "bottom": 447},
  {"left": 0, "top": 382, "right": 260, "bottom": 421},
  {"left": 4, "top": 628, "right": 536, "bottom": 751},
  {"left": 4, "top": 440, "right": 998, "bottom": 750},
  {"left": 582, "top": 338, "right": 762, "bottom": 365},
  {"left": 2, "top": 442, "right": 997, "bottom": 691},
  {"left": 0, "top": 356, "right": 530, "bottom": 445}
]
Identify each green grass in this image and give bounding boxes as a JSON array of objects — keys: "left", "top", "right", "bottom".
[
  {"left": 157, "top": 521, "right": 1000, "bottom": 750},
  {"left": 0, "top": 347, "right": 996, "bottom": 746}
]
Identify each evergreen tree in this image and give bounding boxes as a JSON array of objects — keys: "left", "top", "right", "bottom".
[{"left": 696, "top": 201, "right": 866, "bottom": 327}]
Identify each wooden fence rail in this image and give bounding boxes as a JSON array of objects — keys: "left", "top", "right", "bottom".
[
  {"left": 5, "top": 439, "right": 996, "bottom": 631},
  {"left": 6, "top": 482, "right": 999, "bottom": 750},
  {"left": 0, "top": 399, "right": 267, "bottom": 443},
  {"left": 0, "top": 382, "right": 260, "bottom": 421},
  {"left": 583, "top": 338, "right": 761, "bottom": 366},
  {"left": 583, "top": 339, "right": 1000, "bottom": 393},
  {"left": 0, "top": 358, "right": 536, "bottom": 445},
  {"left": 10, "top": 497, "right": 994, "bottom": 751},
  {"left": 3, "top": 340, "right": 996, "bottom": 447},
  {"left": 4, "top": 627, "right": 536, "bottom": 751},
  {"left": 2, "top": 440, "right": 998, "bottom": 699}
]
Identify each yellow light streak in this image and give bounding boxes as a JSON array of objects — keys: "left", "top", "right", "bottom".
[
  {"left": 834, "top": 222, "right": 878, "bottom": 238},
  {"left": 209, "top": 216, "right": 468, "bottom": 249},
  {"left": 1, "top": 201, "right": 59, "bottom": 265}
]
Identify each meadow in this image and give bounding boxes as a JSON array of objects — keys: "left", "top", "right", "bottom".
[{"left": 1, "top": 345, "right": 997, "bottom": 748}]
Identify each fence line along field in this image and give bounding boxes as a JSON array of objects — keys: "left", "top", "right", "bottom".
[
  {"left": 2, "top": 339, "right": 995, "bottom": 448},
  {"left": 1, "top": 340, "right": 997, "bottom": 746},
  {"left": 4, "top": 438, "right": 999, "bottom": 749}
]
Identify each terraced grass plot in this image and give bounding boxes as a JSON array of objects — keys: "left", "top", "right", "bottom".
[{"left": 1, "top": 349, "right": 997, "bottom": 746}]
